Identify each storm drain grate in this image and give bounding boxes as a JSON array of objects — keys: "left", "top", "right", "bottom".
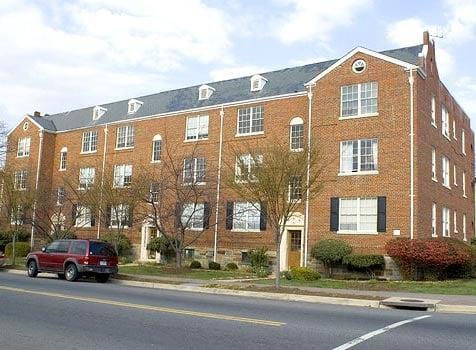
[{"left": 380, "top": 297, "right": 441, "bottom": 311}]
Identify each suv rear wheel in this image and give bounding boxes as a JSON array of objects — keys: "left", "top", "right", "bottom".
[
  {"left": 64, "top": 263, "right": 79, "bottom": 282},
  {"left": 95, "top": 274, "right": 110, "bottom": 283},
  {"left": 27, "top": 260, "right": 38, "bottom": 278}
]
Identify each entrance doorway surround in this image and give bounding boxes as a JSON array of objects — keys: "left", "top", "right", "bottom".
[
  {"left": 140, "top": 222, "right": 161, "bottom": 263},
  {"left": 279, "top": 212, "right": 305, "bottom": 271}
]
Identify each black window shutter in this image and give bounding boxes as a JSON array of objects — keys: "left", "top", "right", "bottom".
[
  {"left": 127, "top": 207, "right": 133, "bottom": 227},
  {"left": 72, "top": 204, "right": 77, "bottom": 226},
  {"left": 90, "top": 212, "right": 96, "bottom": 227},
  {"left": 259, "top": 202, "right": 267, "bottom": 231},
  {"left": 377, "top": 196, "right": 387, "bottom": 232},
  {"left": 225, "top": 201, "right": 233, "bottom": 230},
  {"left": 203, "top": 202, "right": 210, "bottom": 229},
  {"left": 175, "top": 203, "right": 182, "bottom": 228},
  {"left": 330, "top": 197, "right": 339, "bottom": 231},
  {"left": 105, "top": 205, "right": 111, "bottom": 228}
]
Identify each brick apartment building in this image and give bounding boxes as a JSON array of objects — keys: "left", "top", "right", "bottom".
[{"left": 5, "top": 31, "right": 474, "bottom": 270}]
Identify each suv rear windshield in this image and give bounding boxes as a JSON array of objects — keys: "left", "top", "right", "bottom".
[{"left": 89, "top": 242, "right": 117, "bottom": 257}]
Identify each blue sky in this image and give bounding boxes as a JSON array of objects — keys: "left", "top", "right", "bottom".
[{"left": 0, "top": 0, "right": 475, "bottom": 128}]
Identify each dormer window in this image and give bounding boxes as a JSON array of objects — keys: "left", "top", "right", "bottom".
[
  {"left": 250, "top": 75, "right": 267, "bottom": 92},
  {"left": 93, "top": 106, "right": 107, "bottom": 121},
  {"left": 128, "top": 99, "right": 143, "bottom": 114},
  {"left": 198, "top": 85, "right": 215, "bottom": 101}
]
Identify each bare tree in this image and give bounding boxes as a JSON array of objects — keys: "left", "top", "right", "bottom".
[
  {"left": 135, "top": 143, "right": 217, "bottom": 269},
  {"left": 224, "top": 141, "right": 328, "bottom": 287},
  {"left": 0, "top": 168, "right": 36, "bottom": 264},
  {"left": 0, "top": 120, "right": 7, "bottom": 167}
]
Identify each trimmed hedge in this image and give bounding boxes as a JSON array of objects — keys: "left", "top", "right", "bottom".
[
  {"left": 101, "top": 232, "right": 132, "bottom": 257},
  {"left": 208, "top": 261, "right": 221, "bottom": 270},
  {"left": 5, "top": 242, "right": 31, "bottom": 258},
  {"left": 190, "top": 260, "right": 202, "bottom": 269},
  {"left": 311, "top": 239, "right": 352, "bottom": 265},
  {"left": 289, "top": 267, "right": 321, "bottom": 281},
  {"left": 386, "top": 238, "right": 472, "bottom": 280},
  {"left": 343, "top": 254, "right": 385, "bottom": 269},
  {"left": 224, "top": 262, "right": 238, "bottom": 271}
]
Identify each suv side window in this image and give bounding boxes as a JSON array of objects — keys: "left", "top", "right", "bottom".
[
  {"left": 56, "top": 241, "right": 70, "bottom": 253},
  {"left": 70, "top": 241, "right": 87, "bottom": 255},
  {"left": 45, "top": 241, "right": 61, "bottom": 253}
]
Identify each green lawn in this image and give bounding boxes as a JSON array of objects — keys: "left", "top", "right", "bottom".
[
  {"left": 2, "top": 257, "right": 27, "bottom": 270},
  {"left": 254, "top": 278, "right": 476, "bottom": 296},
  {"left": 119, "top": 264, "right": 256, "bottom": 280}
]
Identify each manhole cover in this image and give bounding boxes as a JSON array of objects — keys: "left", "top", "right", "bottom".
[{"left": 400, "top": 299, "right": 423, "bottom": 303}]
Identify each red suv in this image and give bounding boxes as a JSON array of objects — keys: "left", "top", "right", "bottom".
[{"left": 26, "top": 239, "right": 118, "bottom": 283}]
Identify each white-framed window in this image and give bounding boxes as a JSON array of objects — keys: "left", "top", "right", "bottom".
[
  {"left": 442, "top": 207, "right": 450, "bottom": 237},
  {"left": 183, "top": 158, "right": 206, "bottom": 185},
  {"left": 453, "top": 165, "right": 457, "bottom": 186},
  {"left": 56, "top": 186, "right": 65, "bottom": 206},
  {"left": 186, "top": 115, "right": 209, "bottom": 140},
  {"left": 110, "top": 204, "right": 130, "bottom": 228},
  {"left": 463, "top": 213, "right": 467, "bottom": 241},
  {"left": 442, "top": 156, "right": 450, "bottom": 188},
  {"left": 340, "top": 139, "right": 378, "bottom": 174},
  {"left": 152, "top": 134, "right": 162, "bottom": 162},
  {"left": 290, "top": 117, "right": 304, "bottom": 151},
  {"left": 454, "top": 210, "right": 458, "bottom": 233},
  {"left": 76, "top": 205, "right": 92, "bottom": 227},
  {"left": 338, "top": 197, "right": 378, "bottom": 233},
  {"left": 341, "top": 82, "right": 378, "bottom": 118},
  {"left": 93, "top": 106, "right": 107, "bottom": 120},
  {"left": 79, "top": 167, "right": 95, "bottom": 190},
  {"left": 149, "top": 183, "right": 159, "bottom": 204},
  {"left": 431, "top": 96, "right": 436, "bottom": 126},
  {"left": 233, "top": 202, "right": 260, "bottom": 231},
  {"left": 237, "top": 106, "right": 264, "bottom": 135},
  {"left": 462, "top": 129, "right": 466, "bottom": 155},
  {"left": 431, "top": 147, "right": 437, "bottom": 181},
  {"left": 250, "top": 75, "right": 267, "bottom": 92},
  {"left": 81, "top": 130, "right": 98, "bottom": 153},
  {"left": 128, "top": 99, "right": 143, "bottom": 114},
  {"left": 462, "top": 171, "right": 467, "bottom": 197},
  {"left": 114, "top": 164, "right": 132, "bottom": 187},
  {"left": 452, "top": 119, "right": 457, "bottom": 139},
  {"left": 181, "top": 203, "right": 205, "bottom": 230},
  {"left": 17, "top": 137, "right": 30, "bottom": 157},
  {"left": 441, "top": 105, "right": 449, "bottom": 138},
  {"left": 14, "top": 170, "right": 27, "bottom": 190},
  {"left": 59, "top": 147, "right": 67, "bottom": 171},
  {"left": 10, "top": 205, "right": 23, "bottom": 225},
  {"left": 288, "top": 176, "right": 302, "bottom": 202},
  {"left": 198, "top": 85, "right": 215, "bottom": 100},
  {"left": 116, "top": 125, "right": 134, "bottom": 149},
  {"left": 235, "top": 154, "right": 262, "bottom": 182},
  {"left": 432, "top": 202, "right": 437, "bottom": 237}
]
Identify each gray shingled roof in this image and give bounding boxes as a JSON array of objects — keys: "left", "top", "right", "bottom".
[{"left": 34, "top": 44, "right": 423, "bottom": 132}]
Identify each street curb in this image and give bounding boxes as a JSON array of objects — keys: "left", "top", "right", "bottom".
[{"left": 3, "top": 269, "right": 476, "bottom": 314}]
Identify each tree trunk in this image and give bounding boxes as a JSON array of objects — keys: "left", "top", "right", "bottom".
[
  {"left": 175, "top": 249, "right": 182, "bottom": 269},
  {"left": 275, "top": 240, "right": 281, "bottom": 288}
]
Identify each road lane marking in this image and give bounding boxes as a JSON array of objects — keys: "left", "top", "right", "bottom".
[
  {"left": 0, "top": 285, "right": 285, "bottom": 327},
  {"left": 332, "top": 315, "right": 432, "bottom": 350}
]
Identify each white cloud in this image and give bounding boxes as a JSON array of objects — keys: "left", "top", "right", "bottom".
[
  {"left": 275, "top": 0, "right": 373, "bottom": 44},
  {"left": 210, "top": 65, "right": 269, "bottom": 81},
  {"left": 0, "top": 0, "right": 235, "bottom": 127},
  {"left": 454, "top": 76, "right": 476, "bottom": 117}
]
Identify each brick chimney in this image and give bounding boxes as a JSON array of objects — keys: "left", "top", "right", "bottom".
[
  {"left": 33, "top": 111, "right": 41, "bottom": 117},
  {"left": 423, "top": 31, "right": 430, "bottom": 45}
]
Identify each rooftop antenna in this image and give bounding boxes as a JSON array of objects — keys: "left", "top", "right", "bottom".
[{"left": 429, "top": 26, "right": 448, "bottom": 39}]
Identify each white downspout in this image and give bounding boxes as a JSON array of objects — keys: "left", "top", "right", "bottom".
[
  {"left": 30, "top": 129, "right": 44, "bottom": 247},
  {"left": 213, "top": 106, "right": 225, "bottom": 262},
  {"left": 409, "top": 69, "right": 415, "bottom": 239},
  {"left": 97, "top": 124, "right": 108, "bottom": 239},
  {"left": 303, "top": 84, "right": 314, "bottom": 267}
]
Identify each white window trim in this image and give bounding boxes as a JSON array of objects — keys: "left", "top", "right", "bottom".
[
  {"left": 231, "top": 202, "right": 261, "bottom": 232},
  {"left": 128, "top": 99, "right": 143, "bottom": 114},
  {"left": 250, "top": 75, "right": 267, "bottom": 92},
  {"left": 462, "top": 129, "right": 466, "bottom": 155},
  {"left": 289, "top": 117, "right": 304, "bottom": 151},
  {"left": 16, "top": 137, "right": 31, "bottom": 158},
  {"left": 337, "top": 197, "right": 378, "bottom": 235},
  {"left": 431, "top": 96, "right": 437, "bottom": 128},
  {"left": 151, "top": 134, "right": 162, "bottom": 163},
  {"left": 339, "top": 139, "right": 378, "bottom": 175},
  {"left": 183, "top": 158, "right": 206, "bottom": 185},
  {"left": 463, "top": 214, "right": 467, "bottom": 241},
  {"left": 113, "top": 164, "right": 133, "bottom": 188},
  {"left": 441, "top": 105, "right": 450, "bottom": 140},
  {"left": 236, "top": 106, "right": 264, "bottom": 136},
  {"left": 431, "top": 147, "right": 437, "bottom": 182},
  {"left": 185, "top": 115, "right": 209, "bottom": 142},
  {"left": 462, "top": 171, "right": 467, "bottom": 198},
  {"left": 234, "top": 154, "right": 262, "bottom": 183},
  {"left": 198, "top": 85, "right": 215, "bottom": 100},
  {"left": 340, "top": 82, "right": 378, "bottom": 119},
  {"left": 81, "top": 130, "right": 98, "bottom": 154},
  {"left": 93, "top": 106, "right": 107, "bottom": 121},
  {"left": 453, "top": 165, "right": 457, "bottom": 186},
  {"left": 452, "top": 119, "right": 457, "bottom": 140},
  {"left": 78, "top": 167, "right": 95, "bottom": 190},
  {"left": 454, "top": 210, "right": 458, "bottom": 233},
  {"left": 181, "top": 203, "right": 205, "bottom": 231},
  {"left": 59, "top": 147, "right": 67, "bottom": 171},
  {"left": 441, "top": 156, "right": 450, "bottom": 189},
  {"left": 442, "top": 207, "right": 450, "bottom": 237},
  {"left": 115, "top": 125, "right": 134, "bottom": 150},
  {"left": 14, "top": 170, "right": 27, "bottom": 191},
  {"left": 110, "top": 204, "right": 130, "bottom": 229},
  {"left": 431, "top": 202, "right": 437, "bottom": 237},
  {"left": 75, "top": 205, "right": 92, "bottom": 228}
]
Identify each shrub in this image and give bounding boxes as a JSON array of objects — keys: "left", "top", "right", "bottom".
[
  {"left": 208, "top": 261, "right": 221, "bottom": 270},
  {"left": 289, "top": 267, "right": 321, "bottom": 281},
  {"left": 224, "top": 262, "right": 238, "bottom": 271},
  {"left": 311, "top": 239, "right": 352, "bottom": 276},
  {"left": 0, "top": 230, "right": 30, "bottom": 248},
  {"left": 254, "top": 266, "right": 271, "bottom": 278},
  {"left": 190, "top": 260, "right": 202, "bottom": 269},
  {"left": 101, "top": 232, "right": 132, "bottom": 257},
  {"left": 281, "top": 270, "right": 292, "bottom": 280},
  {"left": 343, "top": 254, "right": 385, "bottom": 269},
  {"left": 249, "top": 247, "right": 269, "bottom": 270},
  {"left": 5, "top": 242, "right": 31, "bottom": 258},
  {"left": 119, "top": 256, "right": 133, "bottom": 264},
  {"left": 471, "top": 245, "right": 476, "bottom": 278},
  {"left": 386, "top": 238, "right": 472, "bottom": 280},
  {"left": 147, "top": 236, "right": 177, "bottom": 261},
  {"left": 471, "top": 237, "right": 476, "bottom": 246}
]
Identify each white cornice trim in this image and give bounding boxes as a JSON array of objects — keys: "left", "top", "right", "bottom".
[
  {"left": 305, "top": 46, "right": 419, "bottom": 86},
  {"left": 6, "top": 115, "right": 52, "bottom": 137}
]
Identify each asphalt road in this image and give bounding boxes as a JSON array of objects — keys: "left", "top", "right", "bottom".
[{"left": 0, "top": 272, "right": 475, "bottom": 350}]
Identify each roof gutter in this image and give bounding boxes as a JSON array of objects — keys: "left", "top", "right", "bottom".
[
  {"left": 30, "top": 129, "right": 44, "bottom": 247},
  {"left": 213, "top": 105, "right": 225, "bottom": 262}
]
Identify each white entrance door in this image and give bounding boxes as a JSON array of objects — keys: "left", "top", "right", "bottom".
[{"left": 140, "top": 226, "right": 160, "bottom": 262}]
